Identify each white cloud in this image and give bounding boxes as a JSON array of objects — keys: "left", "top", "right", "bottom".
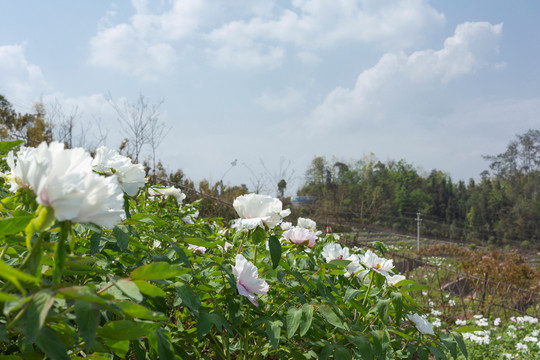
[
  {"left": 89, "top": 0, "right": 206, "bottom": 79},
  {"left": 309, "top": 22, "right": 503, "bottom": 129},
  {"left": 255, "top": 88, "right": 306, "bottom": 112},
  {"left": 0, "top": 43, "right": 48, "bottom": 106},
  {"left": 206, "top": 0, "right": 445, "bottom": 68}
]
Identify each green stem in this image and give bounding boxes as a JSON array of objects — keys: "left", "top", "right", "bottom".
[
  {"left": 53, "top": 221, "right": 71, "bottom": 284},
  {"left": 363, "top": 271, "right": 374, "bottom": 306}
]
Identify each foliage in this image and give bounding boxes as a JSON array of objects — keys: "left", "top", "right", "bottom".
[
  {"left": 0, "top": 141, "right": 467, "bottom": 359},
  {"left": 297, "top": 130, "right": 540, "bottom": 249}
]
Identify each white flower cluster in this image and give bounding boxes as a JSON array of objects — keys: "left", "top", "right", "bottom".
[
  {"left": 463, "top": 330, "right": 491, "bottom": 345},
  {"left": 92, "top": 146, "right": 146, "bottom": 196},
  {"left": 5, "top": 142, "right": 125, "bottom": 228}
]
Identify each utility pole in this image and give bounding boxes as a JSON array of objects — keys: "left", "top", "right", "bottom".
[{"left": 415, "top": 212, "right": 422, "bottom": 252}]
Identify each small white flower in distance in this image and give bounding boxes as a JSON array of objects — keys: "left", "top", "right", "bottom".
[
  {"left": 6, "top": 142, "right": 124, "bottom": 228},
  {"left": 233, "top": 193, "right": 290, "bottom": 230},
  {"left": 297, "top": 217, "right": 317, "bottom": 231},
  {"left": 282, "top": 227, "right": 318, "bottom": 247},
  {"left": 217, "top": 241, "right": 233, "bottom": 252},
  {"left": 232, "top": 254, "right": 269, "bottom": 306},
  {"left": 92, "top": 146, "right": 146, "bottom": 196},
  {"left": 455, "top": 319, "right": 467, "bottom": 326},
  {"left": 386, "top": 274, "right": 406, "bottom": 286},
  {"left": 149, "top": 186, "right": 186, "bottom": 205},
  {"left": 280, "top": 222, "right": 292, "bottom": 230},
  {"left": 188, "top": 244, "right": 206, "bottom": 254},
  {"left": 407, "top": 313, "right": 435, "bottom": 335}
]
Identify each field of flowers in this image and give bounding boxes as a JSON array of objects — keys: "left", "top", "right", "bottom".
[{"left": 0, "top": 140, "right": 490, "bottom": 359}]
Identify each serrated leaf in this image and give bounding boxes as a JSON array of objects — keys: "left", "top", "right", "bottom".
[
  {"left": 153, "top": 328, "right": 175, "bottom": 360},
  {"left": 286, "top": 307, "right": 302, "bottom": 338},
  {"left": 252, "top": 227, "right": 266, "bottom": 244},
  {"left": 352, "top": 336, "right": 373, "bottom": 360},
  {"left": 299, "top": 303, "right": 313, "bottom": 336},
  {"left": 75, "top": 300, "right": 100, "bottom": 351},
  {"left": 375, "top": 299, "right": 390, "bottom": 324},
  {"left": 344, "top": 288, "right": 361, "bottom": 304},
  {"left": 131, "top": 262, "right": 186, "bottom": 280},
  {"left": 268, "top": 236, "right": 281, "bottom": 270}
]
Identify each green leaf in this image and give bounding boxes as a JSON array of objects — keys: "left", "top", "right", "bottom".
[
  {"left": 57, "top": 286, "right": 108, "bottom": 306},
  {"left": 181, "top": 237, "right": 216, "bottom": 248},
  {"left": 35, "top": 327, "right": 70, "bottom": 360},
  {"left": 286, "top": 307, "right": 302, "bottom": 338},
  {"left": 131, "top": 262, "right": 186, "bottom": 280},
  {"left": 133, "top": 279, "right": 166, "bottom": 297},
  {"left": 113, "top": 279, "right": 143, "bottom": 303},
  {"left": 97, "top": 320, "right": 158, "bottom": 340},
  {"left": 114, "top": 301, "right": 167, "bottom": 321},
  {"left": 113, "top": 225, "right": 130, "bottom": 251},
  {"left": 0, "top": 291, "right": 18, "bottom": 302},
  {"left": 266, "top": 320, "right": 282, "bottom": 349},
  {"left": 439, "top": 333, "right": 458, "bottom": 359},
  {"left": 252, "top": 227, "right": 266, "bottom": 244},
  {"left": 352, "top": 336, "right": 373, "bottom": 360},
  {"left": 451, "top": 331, "right": 468, "bottom": 359},
  {"left": 268, "top": 235, "right": 281, "bottom": 270},
  {"left": 153, "top": 328, "right": 175, "bottom": 360},
  {"left": 391, "top": 292, "right": 403, "bottom": 325},
  {"left": 0, "top": 216, "right": 33, "bottom": 235},
  {"left": 175, "top": 284, "right": 201, "bottom": 316},
  {"left": 74, "top": 300, "right": 100, "bottom": 351},
  {"left": 317, "top": 305, "right": 344, "bottom": 329},
  {"left": 0, "top": 259, "right": 39, "bottom": 293},
  {"left": 325, "top": 259, "right": 352, "bottom": 269},
  {"left": 0, "top": 140, "right": 24, "bottom": 152},
  {"left": 299, "top": 303, "right": 314, "bottom": 336},
  {"left": 319, "top": 342, "right": 333, "bottom": 360},
  {"left": 25, "top": 290, "right": 55, "bottom": 342},
  {"left": 344, "top": 288, "right": 361, "bottom": 304},
  {"left": 197, "top": 311, "right": 214, "bottom": 340},
  {"left": 90, "top": 232, "right": 107, "bottom": 254},
  {"left": 334, "top": 346, "right": 352, "bottom": 360},
  {"left": 372, "top": 330, "right": 384, "bottom": 360},
  {"left": 375, "top": 299, "right": 390, "bottom": 324},
  {"left": 428, "top": 346, "right": 447, "bottom": 360},
  {"left": 103, "top": 338, "right": 130, "bottom": 359}
]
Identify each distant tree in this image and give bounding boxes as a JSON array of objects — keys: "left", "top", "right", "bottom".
[
  {"left": 483, "top": 129, "right": 540, "bottom": 177},
  {"left": 107, "top": 93, "right": 166, "bottom": 164},
  {"left": 277, "top": 179, "right": 287, "bottom": 198},
  {"left": 0, "top": 95, "right": 53, "bottom": 146}
]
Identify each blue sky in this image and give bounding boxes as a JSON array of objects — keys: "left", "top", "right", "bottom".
[{"left": 1, "top": 0, "right": 539, "bottom": 195}]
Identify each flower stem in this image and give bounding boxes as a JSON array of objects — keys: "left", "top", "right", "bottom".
[
  {"left": 53, "top": 221, "right": 71, "bottom": 284},
  {"left": 363, "top": 271, "right": 374, "bottom": 306}
]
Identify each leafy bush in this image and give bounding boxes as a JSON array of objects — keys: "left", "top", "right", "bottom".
[{"left": 0, "top": 141, "right": 467, "bottom": 359}]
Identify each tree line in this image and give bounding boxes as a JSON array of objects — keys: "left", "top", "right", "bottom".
[{"left": 297, "top": 130, "right": 540, "bottom": 249}]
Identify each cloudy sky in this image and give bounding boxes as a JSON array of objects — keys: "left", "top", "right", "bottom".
[{"left": 1, "top": 0, "right": 539, "bottom": 195}]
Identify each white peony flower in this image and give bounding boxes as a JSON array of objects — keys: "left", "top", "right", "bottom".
[
  {"left": 282, "top": 227, "right": 318, "bottom": 247},
  {"left": 232, "top": 193, "right": 290, "bottom": 230},
  {"left": 359, "top": 250, "right": 394, "bottom": 276},
  {"left": 149, "top": 186, "right": 186, "bottom": 205},
  {"left": 321, "top": 243, "right": 352, "bottom": 262},
  {"left": 232, "top": 254, "right": 269, "bottom": 306},
  {"left": 92, "top": 146, "right": 146, "bottom": 196},
  {"left": 386, "top": 274, "right": 406, "bottom": 286},
  {"left": 280, "top": 221, "right": 292, "bottom": 230},
  {"left": 407, "top": 313, "right": 435, "bottom": 335},
  {"left": 297, "top": 217, "right": 317, "bottom": 231},
  {"left": 6, "top": 142, "right": 124, "bottom": 228},
  {"left": 188, "top": 244, "right": 206, "bottom": 254}
]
